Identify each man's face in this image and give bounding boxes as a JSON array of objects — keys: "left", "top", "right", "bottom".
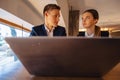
[
  {"left": 45, "top": 9, "right": 60, "bottom": 27},
  {"left": 82, "top": 12, "right": 98, "bottom": 28}
]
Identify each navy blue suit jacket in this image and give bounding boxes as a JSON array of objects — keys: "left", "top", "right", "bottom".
[{"left": 30, "top": 24, "right": 66, "bottom": 36}]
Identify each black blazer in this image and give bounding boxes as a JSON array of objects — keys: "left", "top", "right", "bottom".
[
  {"left": 30, "top": 24, "right": 66, "bottom": 36},
  {"left": 78, "top": 31, "right": 109, "bottom": 37},
  {"left": 78, "top": 26, "right": 109, "bottom": 37}
]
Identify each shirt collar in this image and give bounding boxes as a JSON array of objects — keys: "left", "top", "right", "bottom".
[
  {"left": 85, "top": 32, "right": 94, "bottom": 38},
  {"left": 44, "top": 24, "right": 55, "bottom": 37},
  {"left": 44, "top": 24, "right": 55, "bottom": 32}
]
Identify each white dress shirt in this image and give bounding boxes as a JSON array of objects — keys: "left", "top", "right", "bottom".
[
  {"left": 44, "top": 25, "right": 55, "bottom": 37},
  {"left": 85, "top": 32, "right": 94, "bottom": 38}
]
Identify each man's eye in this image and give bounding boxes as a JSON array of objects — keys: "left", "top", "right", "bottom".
[
  {"left": 86, "top": 17, "right": 90, "bottom": 19},
  {"left": 55, "top": 15, "right": 57, "bottom": 17}
]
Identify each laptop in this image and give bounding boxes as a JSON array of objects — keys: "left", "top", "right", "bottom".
[{"left": 5, "top": 37, "right": 120, "bottom": 77}]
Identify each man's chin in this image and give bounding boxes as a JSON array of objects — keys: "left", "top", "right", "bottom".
[{"left": 53, "top": 24, "right": 58, "bottom": 27}]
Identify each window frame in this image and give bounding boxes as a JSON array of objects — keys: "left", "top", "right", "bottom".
[{"left": 0, "top": 18, "right": 31, "bottom": 32}]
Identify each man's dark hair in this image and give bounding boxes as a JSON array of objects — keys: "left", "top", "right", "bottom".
[
  {"left": 43, "top": 4, "right": 60, "bottom": 14},
  {"left": 83, "top": 9, "right": 99, "bottom": 20}
]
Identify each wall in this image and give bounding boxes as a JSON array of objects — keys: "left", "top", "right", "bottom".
[
  {"left": 69, "top": 10, "right": 80, "bottom": 36},
  {"left": 56, "top": 0, "right": 69, "bottom": 35}
]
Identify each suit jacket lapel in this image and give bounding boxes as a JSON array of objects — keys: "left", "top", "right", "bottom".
[
  {"left": 53, "top": 27, "right": 59, "bottom": 36},
  {"left": 41, "top": 25, "right": 47, "bottom": 36}
]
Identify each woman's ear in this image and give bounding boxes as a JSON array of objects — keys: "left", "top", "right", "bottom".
[{"left": 94, "top": 19, "right": 98, "bottom": 24}]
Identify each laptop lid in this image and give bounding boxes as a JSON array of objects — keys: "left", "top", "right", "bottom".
[{"left": 5, "top": 37, "right": 120, "bottom": 77}]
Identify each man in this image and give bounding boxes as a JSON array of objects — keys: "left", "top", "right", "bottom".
[
  {"left": 78, "top": 9, "right": 109, "bottom": 37},
  {"left": 30, "top": 4, "right": 66, "bottom": 36}
]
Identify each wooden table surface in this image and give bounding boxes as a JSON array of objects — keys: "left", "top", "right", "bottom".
[{"left": 0, "top": 61, "right": 120, "bottom": 80}]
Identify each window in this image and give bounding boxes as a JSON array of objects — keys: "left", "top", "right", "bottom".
[
  {"left": 0, "top": 8, "right": 33, "bottom": 73},
  {"left": 0, "top": 23, "right": 30, "bottom": 68}
]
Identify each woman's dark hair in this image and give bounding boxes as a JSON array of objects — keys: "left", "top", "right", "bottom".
[
  {"left": 43, "top": 4, "right": 60, "bottom": 14},
  {"left": 83, "top": 9, "right": 99, "bottom": 20}
]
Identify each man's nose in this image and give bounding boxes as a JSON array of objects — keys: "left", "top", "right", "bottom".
[{"left": 56, "top": 17, "right": 60, "bottom": 22}]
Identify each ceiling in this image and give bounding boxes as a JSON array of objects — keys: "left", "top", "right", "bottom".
[
  {"left": 27, "top": 0, "right": 120, "bottom": 31},
  {"left": 68, "top": 0, "right": 120, "bottom": 30}
]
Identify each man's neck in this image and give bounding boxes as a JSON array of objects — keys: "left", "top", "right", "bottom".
[{"left": 45, "top": 23, "right": 53, "bottom": 32}]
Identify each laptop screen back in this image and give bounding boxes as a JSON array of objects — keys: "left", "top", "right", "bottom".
[{"left": 5, "top": 37, "right": 120, "bottom": 77}]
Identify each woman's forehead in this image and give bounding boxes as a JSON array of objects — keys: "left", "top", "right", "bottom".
[{"left": 82, "top": 12, "right": 93, "bottom": 17}]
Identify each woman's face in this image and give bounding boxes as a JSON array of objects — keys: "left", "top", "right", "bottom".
[
  {"left": 45, "top": 9, "right": 60, "bottom": 27},
  {"left": 82, "top": 12, "right": 98, "bottom": 28}
]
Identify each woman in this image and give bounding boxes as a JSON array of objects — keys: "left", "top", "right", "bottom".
[{"left": 78, "top": 9, "right": 109, "bottom": 37}]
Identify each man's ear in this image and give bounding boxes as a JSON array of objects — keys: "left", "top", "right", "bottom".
[{"left": 44, "top": 11, "right": 48, "bottom": 17}]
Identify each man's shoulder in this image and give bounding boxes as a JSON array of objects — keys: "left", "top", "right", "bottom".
[
  {"left": 56, "top": 25, "right": 65, "bottom": 29},
  {"left": 33, "top": 24, "right": 44, "bottom": 29},
  {"left": 57, "top": 25, "right": 64, "bottom": 28}
]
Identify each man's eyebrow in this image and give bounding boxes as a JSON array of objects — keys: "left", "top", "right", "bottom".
[{"left": 86, "top": 16, "right": 90, "bottom": 18}]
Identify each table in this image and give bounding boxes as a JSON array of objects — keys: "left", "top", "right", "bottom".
[{"left": 0, "top": 61, "right": 120, "bottom": 80}]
